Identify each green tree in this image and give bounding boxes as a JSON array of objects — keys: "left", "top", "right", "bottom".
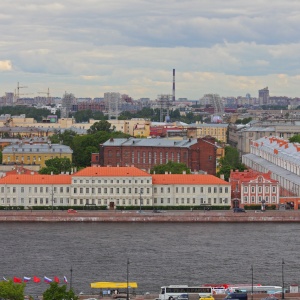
[
  {"left": 43, "top": 282, "right": 78, "bottom": 300},
  {"left": 87, "top": 120, "right": 111, "bottom": 134},
  {"left": 49, "top": 130, "right": 77, "bottom": 148},
  {"left": 0, "top": 280, "right": 25, "bottom": 300},
  {"left": 217, "top": 146, "right": 247, "bottom": 181},
  {"left": 289, "top": 134, "right": 300, "bottom": 143},
  {"left": 150, "top": 161, "right": 191, "bottom": 174},
  {"left": 39, "top": 157, "right": 72, "bottom": 174}
]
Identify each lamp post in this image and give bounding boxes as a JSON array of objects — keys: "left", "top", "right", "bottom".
[
  {"left": 126, "top": 259, "right": 130, "bottom": 300},
  {"left": 70, "top": 266, "right": 73, "bottom": 290},
  {"left": 139, "top": 188, "right": 143, "bottom": 213},
  {"left": 282, "top": 259, "right": 285, "bottom": 299},
  {"left": 51, "top": 185, "right": 54, "bottom": 213},
  {"left": 251, "top": 265, "right": 253, "bottom": 300}
]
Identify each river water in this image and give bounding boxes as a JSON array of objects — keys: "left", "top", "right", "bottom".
[{"left": 1, "top": 222, "right": 299, "bottom": 296}]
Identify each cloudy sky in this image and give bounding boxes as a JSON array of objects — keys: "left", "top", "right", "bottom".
[{"left": 1, "top": 0, "right": 300, "bottom": 100}]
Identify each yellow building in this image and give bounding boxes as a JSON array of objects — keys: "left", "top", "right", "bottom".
[
  {"left": 2, "top": 143, "right": 73, "bottom": 168},
  {"left": 186, "top": 123, "right": 228, "bottom": 143}
]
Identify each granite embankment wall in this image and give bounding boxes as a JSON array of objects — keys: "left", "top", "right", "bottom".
[{"left": 0, "top": 210, "right": 300, "bottom": 222}]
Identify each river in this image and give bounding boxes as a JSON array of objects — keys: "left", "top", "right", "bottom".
[{"left": 0, "top": 222, "right": 298, "bottom": 296}]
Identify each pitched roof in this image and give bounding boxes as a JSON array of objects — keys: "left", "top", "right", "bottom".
[
  {"left": 73, "top": 166, "right": 151, "bottom": 177},
  {"left": 0, "top": 174, "right": 72, "bottom": 185},
  {"left": 152, "top": 174, "right": 229, "bottom": 185}
]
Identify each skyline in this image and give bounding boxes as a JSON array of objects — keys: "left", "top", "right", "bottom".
[{"left": 1, "top": 0, "right": 300, "bottom": 99}]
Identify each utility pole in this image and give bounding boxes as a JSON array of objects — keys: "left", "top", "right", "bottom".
[
  {"left": 139, "top": 188, "right": 143, "bottom": 213},
  {"left": 251, "top": 265, "right": 253, "bottom": 300},
  {"left": 126, "top": 259, "right": 130, "bottom": 300},
  {"left": 282, "top": 259, "right": 285, "bottom": 299}
]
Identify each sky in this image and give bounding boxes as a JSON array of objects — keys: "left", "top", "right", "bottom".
[{"left": 1, "top": 0, "right": 300, "bottom": 100}]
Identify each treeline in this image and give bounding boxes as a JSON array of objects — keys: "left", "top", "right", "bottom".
[
  {"left": 45, "top": 121, "right": 130, "bottom": 173},
  {"left": 0, "top": 106, "right": 60, "bottom": 122}
]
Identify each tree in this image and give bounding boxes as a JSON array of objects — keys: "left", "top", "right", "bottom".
[
  {"left": 43, "top": 282, "right": 78, "bottom": 300},
  {"left": 289, "top": 134, "right": 300, "bottom": 143},
  {"left": 39, "top": 157, "right": 72, "bottom": 174},
  {"left": 49, "top": 130, "right": 77, "bottom": 148},
  {"left": 87, "top": 120, "right": 111, "bottom": 134},
  {"left": 0, "top": 280, "right": 25, "bottom": 300},
  {"left": 150, "top": 161, "right": 191, "bottom": 174},
  {"left": 217, "top": 146, "right": 247, "bottom": 181}
]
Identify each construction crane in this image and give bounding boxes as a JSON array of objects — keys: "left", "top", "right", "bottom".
[
  {"left": 38, "top": 88, "right": 51, "bottom": 104},
  {"left": 15, "top": 82, "right": 28, "bottom": 100}
]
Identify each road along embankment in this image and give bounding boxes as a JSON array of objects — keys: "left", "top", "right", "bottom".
[{"left": 0, "top": 210, "right": 300, "bottom": 222}]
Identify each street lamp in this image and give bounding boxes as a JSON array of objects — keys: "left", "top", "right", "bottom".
[
  {"left": 251, "top": 265, "right": 253, "bottom": 300},
  {"left": 70, "top": 266, "right": 73, "bottom": 290},
  {"left": 51, "top": 185, "right": 54, "bottom": 213},
  {"left": 282, "top": 259, "right": 285, "bottom": 300},
  {"left": 126, "top": 259, "right": 130, "bottom": 300},
  {"left": 139, "top": 188, "right": 143, "bottom": 213}
]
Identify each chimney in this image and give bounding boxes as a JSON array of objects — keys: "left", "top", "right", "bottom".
[
  {"left": 220, "top": 174, "right": 225, "bottom": 180},
  {"left": 183, "top": 171, "right": 186, "bottom": 174}
]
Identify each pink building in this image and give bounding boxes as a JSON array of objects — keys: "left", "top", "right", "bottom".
[{"left": 229, "top": 169, "right": 279, "bottom": 208}]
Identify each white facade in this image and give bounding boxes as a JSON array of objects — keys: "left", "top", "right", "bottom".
[{"left": 0, "top": 167, "right": 231, "bottom": 208}]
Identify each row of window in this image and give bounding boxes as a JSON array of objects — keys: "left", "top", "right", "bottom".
[
  {"left": 1, "top": 186, "right": 70, "bottom": 194},
  {"left": 1, "top": 186, "right": 230, "bottom": 194},
  {"left": 243, "top": 196, "right": 277, "bottom": 203},
  {"left": 73, "top": 179, "right": 151, "bottom": 184},
  {"left": 5, "top": 155, "right": 68, "bottom": 162},
  {"left": 171, "top": 186, "right": 229, "bottom": 194},
  {"left": 244, "top": 186, "right": 277, "bottom": 193},
  {"left": 73, "top": 187, "right": 150, "bottom": 195}
]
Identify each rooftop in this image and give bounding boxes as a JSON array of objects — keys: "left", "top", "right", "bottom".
[
  {"left": 0, "top": 174, "right": 72, "bottom": 185},
  {"left": 2, "top": 143, "right": 73, "bottom": 154},
  {"left": 73, "top": 166, "right": 152, "bottom": 177},
  {"left": 152, "top": 174, "right": 229, "bottom": 185},
  {"left": 102, "top": 137, "right": 198, "bottom": 148}
]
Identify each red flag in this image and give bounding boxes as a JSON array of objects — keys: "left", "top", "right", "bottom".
[
  {"left": 13, "top": 277, "right": 22, "bottom": 283},
  {"left": 54, "top": 276, "right": 60, "bottom": 283},
  {"left": 33, "top": 276, "right": 41, "bottom": 283}
]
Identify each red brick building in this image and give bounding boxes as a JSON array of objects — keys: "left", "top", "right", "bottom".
[{"left": 96, "top": 136, "right": 217, "bottom": 175}]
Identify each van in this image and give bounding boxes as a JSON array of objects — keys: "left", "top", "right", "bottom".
[{"left": 225, "top": 293, "right": 247, "bottom": 300}]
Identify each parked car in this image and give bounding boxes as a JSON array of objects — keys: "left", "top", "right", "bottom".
[
  {"left": 233, "top": 208, "right": 246, "bottom": 213},
  {"left": 67, "top": 209, "right": 77, "bottom": 213},
  {"left": 178, "top": 294, "right": 189, "bottom": 300}
]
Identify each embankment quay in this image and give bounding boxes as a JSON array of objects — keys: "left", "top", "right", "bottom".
[
  {"left": 79, "top": 294, "right": 300, "bottom": 300},
  {"left": 0, "top": 210, "right": 300, "bottom": 222}
]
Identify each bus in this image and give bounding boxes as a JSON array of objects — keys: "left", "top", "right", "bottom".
[
  {"left": 226, "top": 286, "right": 282, "bottom": 295},
  {"left": 158, "top": 285, "right": 213, "bottom": 300}
]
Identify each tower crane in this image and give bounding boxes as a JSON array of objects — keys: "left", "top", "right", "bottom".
[
  {"left": 15, "top": 82, "right": 28, "bottom": 100},
  {"left": 38, "top": 88, "right": 51, "bottom": 104}
]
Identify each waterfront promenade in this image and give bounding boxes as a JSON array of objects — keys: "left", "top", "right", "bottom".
[{"left": 0, "top": 209, "right": 300, "bottom": 222}]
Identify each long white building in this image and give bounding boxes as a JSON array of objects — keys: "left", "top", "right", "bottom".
[
  {"left": 243, "top": 136, "right": 300, "bottom": 197},
  {"left": 0, "top": 166, "right": 231, "bottom": 209}
]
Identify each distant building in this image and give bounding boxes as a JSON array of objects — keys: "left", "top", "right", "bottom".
[
  {"left": 258, "top": 87, "right": 269, "bottom": 105},
  {"left": 2, "top": 143, "right": 73, "bottom": 168},
  {"left": 98, "top": 136, "right": 217, "bottom": 175}
]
